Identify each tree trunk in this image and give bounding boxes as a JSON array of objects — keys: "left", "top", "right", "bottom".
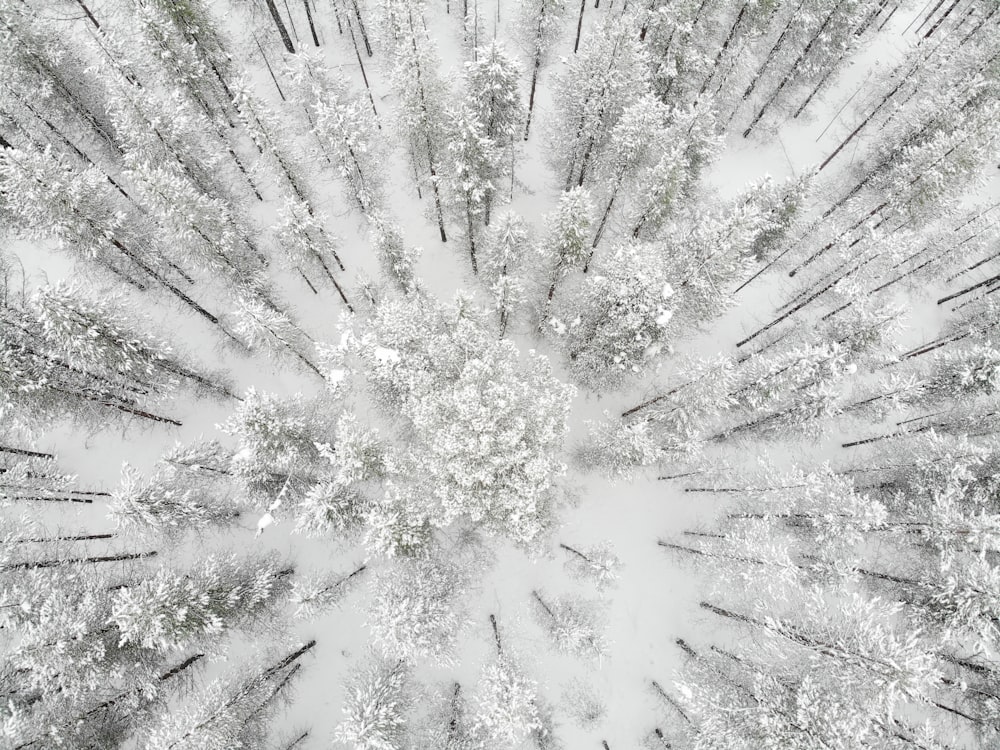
[
  {"left": 650, "top": 679, "right": 691, "bottom": 724},
  {"left": 255, "top": 36, "right": 288, "bottom": 100},
  {"left": 0, "top": 445, "right": 54, "bottom": 459},
  {"left": 913, "top": 0, "right": 947, "bottom": 36},
  {"left": 346, "top": 16, "right": 380, "bottom": 124},
  {"left": 350, "top": 0, "right": 374, "bottom": 56},
  {"left": 743, "top": 3, "right": 842, "bottom": 138},
  {"left": 574, "top": 0, "right": 586, "bottom": 52},
  {"left": 524, "top": 50, "right": 542, "bottom": 139},
  {"left": 303, "top": 0, "right": 321, "bottom": 45},
  {"left": 466, "top": 205, "right": 479, "bottom": 274},
  {"left": 4, "top": 549, "right": 157, "bottom": 571},
  {"left": 700, "top": 3, "right": 747, "bottom": 96},
  {"left": 13, "top": 532, "right": 115, "bottom": 544},
  {"left": 559, "top": 542, "right": 593, "bottom": 563},
  {"left": 489, "top": 613, "right": 503, "bottom": 654},
  {"left": 263, "top": 0, "right": 297, "bottom": 53},
  {"left": 938, "top": 271, "right": 1000, "bottom": 306}
]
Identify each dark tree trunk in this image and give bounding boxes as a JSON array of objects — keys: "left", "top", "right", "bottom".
[
  {"left": 4, "top": 550, "right": 157, "bottom": 571},
  {"left": 489, "top": 614, "right": 503, "bottom": 654},
  {"left": 303, "top": 0, "right": 321, "bottom": 45},
  {"left": 263, "top": 0, "right": 297, "bottom": 53},
  {"left": 256, "top": 36, "right": 288, "bottom": 100},
  {"left": 0, "top": 445, "right": 54, "bottom": 459},
  {"left": 574, "top": 0, "right": 586, "bottom": 52}
]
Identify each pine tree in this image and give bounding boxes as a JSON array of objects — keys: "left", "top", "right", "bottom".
[
  {"left": 536, "top": 186, "right": 594, "bottom": 326},
  {"left": 285, "top": 53, "right": 385, "bottom": 217},
  {"left": 333, "top": 657, "right": 411, "bottom": 750},
  {"left": 367, "top": 556, "right": 468, "bottom": 665},
  {"left": 472, "top": 652, "right": 546, "bottom": 746},
  {"left": 145, "top": 641, "right": 316, "bottom": 749},
  {"left": 463, "top": 40, "right": 524, "bottom": 218},
  {"left": 381, "top": 0, "right": 451, "bottom": 242},
  {"left": 513, "top": 0, "right": 567, "bottom": 140},
  {"left": 530, "top": 589, "right": 608, "bottom": 659},
  {"left": 220, "top": 387, "right": 337, "bottom": 507},
  {"left": 481, "top": 211, "right": 530, "bottom": 336},
  {"left": 109, "top": 461, "right": 239, "bottom": 537},
  {"left": 554, "top": 243, "right": 678, "bottom": 388},
  {"left": 357, "top": 294, "right": 574, "bottom": 546},
  {"left": 111, "top": 553, "right": 293, "bottom": 651},
  {"left": 1, "top": 286, "right": 189, "bottom": 429},
  {"left": 444, "top": 104, "right": 503, "bottom": 274},
  {"left": 548, "top": 16, "right": 650, "bottom": 191}
]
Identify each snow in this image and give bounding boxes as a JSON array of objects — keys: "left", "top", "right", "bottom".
[
  {"left": 373, "top": 346, "right": 401, "bottom": 365},
  {"left": 5, "top": 0, "right": 999, "bottom": 747}
]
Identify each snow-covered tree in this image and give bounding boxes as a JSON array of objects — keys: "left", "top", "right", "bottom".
[
  {"left": 220, "top": 387, "right": 337, "bottom": 507},
  {"left": 230, "top": 286, "right": 326, "bottom": 375},
  {"left": 111, "top": 553, "right": 292, "bottom": 651},
  {"left": 548, "top": 16, "right": 650, "bottom": 191},
  {"left": 472, "top": 654, "right": 546, "bottom": 747},
  {"left": 463, "top": 40, "right": 524, "bottom": 218},
  {"left": 537, "top": 186, "right": 594, "bottom": 324},
  {"left": 444, "top": 104, "right": 503, "bottom": 274},
  {"left": 370, "top": 218, "right": 421, "bottom": 295},
  {"left": 380, "top": 0, "right": 451, "bottom": 242},
  {"left": 0, "top": 145, "right": 223, "bottom": 333},
  {"left": 108, "top": 461, "right": 238, "bottom": 537},
  {"left": 145, "top": 641, "right": 315, "bottom": 749},
  {"left": 531, "top": 590, "right": 608, "bottom": 660},
  {"left": 334, "top": 657, "right": 411, "bottom": 750},
  {"left": 357, "top": 294, "right": 574, "bottom": 546},
  {"left": 482, "top": 211, "right": 531, "bottom": 336},
  {"left": 626, "top": 103, "right": 722, "bottom": 242},
  {"left": 512, "top": 0, "right": 566, "bottom": 139},
  {"left": 0, "top": 288, "right": 190, "bottom": 430},
  {"left": 559, "top": 541, "right": 621, "bottom": 590},
  {"left": 367, "top": 556, "right": 468, "bottom": 665},
  {"left": 554, "top": 242, "right": 678, "bottom": 387},
  {"left": 285, "top": 53, "right": 385, "bottom": 217}
]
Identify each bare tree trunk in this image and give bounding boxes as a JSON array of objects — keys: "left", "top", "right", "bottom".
[
  {"left": 574, "top": 0, "right": 586, "bottom": 52},
  {"left": 346, "top": 15, "right": 380, "bottom": 124},
  {"left": 489, "top": 614, "right": 503, "bottom": 654},
  {"left": 0, "top": 445, "right": 54, "bottom": 459},
  {"left": 73, "top": 0, "right": 101, "bottom": 28},
  {"left": 303, "top": 0, "right": 321, "bottom": 45},
  {"left": 263, "top": 0, "right": 297, "bottom": 53},
  {"left": 350, "top": 0, "right": 374, "bottom": 55},
  {"left": 255, "top": 36, "right": 288, "bottom": 100},
  {"left": 4, "top": 549, "right": 157, "bottom": 571}
]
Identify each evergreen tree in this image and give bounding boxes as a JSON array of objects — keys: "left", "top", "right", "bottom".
[
  {"left": 357, "top": 294, "right": 574, "bottom": 546},
  {"left": 367, "top": 556, "right": 468, "bottom": 665},
  {"left": 111, "top": 553, "right": 293, "bottom": 651},
  {"left": 333, "top": 657, "right": 411, "bottom": 750},
  {"left": 444, "top": 104, "right": 503, "bottom": 274},
  {"left": 145, "top": 641, "right": 316, "bottom": 749},
  {"left": 536, "top": 186, "right": 594, "bottom": 326},
  {"left": 513, "top": 0, "right": 567, "bottom": 140},
  {"left": 548, "top": 16, "right": 650, "bottom": 191},
  {"left": 482, "top": 211, "right": 530, "bottom": 336}
]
